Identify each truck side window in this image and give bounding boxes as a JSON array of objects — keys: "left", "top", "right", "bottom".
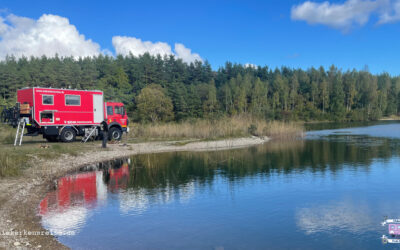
[
  {"left": 115, "top": 106, "right": 123, "bottom": 115},
  {"left": 107, "top": 106, "right": 113, "bottom": 115},
  {"left": 65, "top": 95, "right": 81, "bottom": 106},
  {"left": 42, "top": 95, "right": 53, "bottom": 105},
  {"left": 40, "top": 112, "right": 53, "bottom": 123}
]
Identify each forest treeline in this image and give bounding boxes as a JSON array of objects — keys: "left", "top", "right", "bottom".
[{"left": 1, "top": 53, "right": 399, "bottom": 122}]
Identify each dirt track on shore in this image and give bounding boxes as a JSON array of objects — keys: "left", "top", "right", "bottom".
[{"left": 0, "top": 136, "right": 269, "bottom": 249}]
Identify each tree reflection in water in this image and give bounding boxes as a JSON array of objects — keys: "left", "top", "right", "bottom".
[{"left": 38, "top": 131, "right": 400, "bottom": 249}]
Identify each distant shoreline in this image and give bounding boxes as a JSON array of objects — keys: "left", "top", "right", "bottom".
[
  {"left": 379, "top": 116, "right": 400, "bottom": 121},
  {"left": 0, "top": 136, "right": 269, "bottom": 249}
]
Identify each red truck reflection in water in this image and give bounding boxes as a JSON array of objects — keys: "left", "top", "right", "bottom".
[
  {"left": 106, "top": 163, "right": 130, "bottom": 192},
  {"left": 39, "top": 172, "right": 98, "bottom": 215},
  {"left": 39, "top": 163, "right": 130, "bottom": 216}
]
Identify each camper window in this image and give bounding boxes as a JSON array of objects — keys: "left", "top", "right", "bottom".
[
  {"left": 42, "top": 95, "right": 54, "bottom": 105},
  {"left": 66, "top": 95, "right": 80, "bottom": 106},
  {"left": 40, "top": 112, "right": 53, "bottom": 123}
]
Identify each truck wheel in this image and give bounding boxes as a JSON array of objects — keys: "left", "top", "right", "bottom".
[
  {"left": 109, "top": 127, "right": 122, "bottom": 141},
  {"left": 60, "top": 128, "right": 76, "bottom": 143},
  {"left": 45, "top": 136, "right": 58, "bottom": 142}
]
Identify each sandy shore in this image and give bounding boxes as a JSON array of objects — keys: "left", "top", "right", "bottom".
[{"left": 0, "top": 136, "right": 269, "bottom": 249}]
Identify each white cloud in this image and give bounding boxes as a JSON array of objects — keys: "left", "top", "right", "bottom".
[
  {"left": 378, "top": 0, "right": 400, "bottom": 23},
  {"left": 112, "top": 36, "right": 173, "bottom": 57},
  {"left": 0, "top": 14, "right": 102, "bottom": 59},
  {"left": 244, "top": 63, "right": 257, "bottom": 68},
  {"left": 291, "top": 0, "right": 400, "bottom": 31},
  {"left": 0, "top": 13, "right": 203, "bottom": 63},
  {"left": 0, "top": 17, "right": 8, "bottom": 35},
  {"left": 174, "top": 43, "right": 202, "bottom": 63},
  {"left": 112, "top": 36, "right": 202, "bottom": 63},
  {"left": 291, "top": 0, "right": 383, "bottom": 31}
]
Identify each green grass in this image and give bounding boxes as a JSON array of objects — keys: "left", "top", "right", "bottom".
[
  {"left": 0, "top": 125, "right": 16, "bottom": 144},
  {"left": 128, "top": 115, "right": 304, "bottom": 141},
  {"left": 0, "top": 150, "right": 29, "bottom": 177},
  {"left": 0, "top": 125, "right": 93, "bottom": 177}
]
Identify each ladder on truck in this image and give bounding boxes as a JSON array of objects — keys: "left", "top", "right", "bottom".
[
  {"left": 14, "top": 119, "right": 26, "bottom": 146},
  {"left": 82, "top": 126, "right": 98, "bottom": 143}
]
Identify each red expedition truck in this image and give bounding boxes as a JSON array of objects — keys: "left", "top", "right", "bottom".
[{"left": 11, "top": 87, "right": 129, "bottom": 142}]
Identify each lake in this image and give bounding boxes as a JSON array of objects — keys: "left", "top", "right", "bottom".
[{"left": 39, "top": 122, "right": 400, "bottom": 249}]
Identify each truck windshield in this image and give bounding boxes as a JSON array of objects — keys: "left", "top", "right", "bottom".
[{"left": 115, "top": 106, "right": 124, "bottom": 115}]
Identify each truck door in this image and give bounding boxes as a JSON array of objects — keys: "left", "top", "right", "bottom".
[{"left": 93, "top": 94, "right": 104, "bottom": 123}]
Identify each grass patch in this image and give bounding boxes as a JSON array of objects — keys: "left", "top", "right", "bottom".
[
  {"left": 0, "top": 125, "right": 16, "bottom": 144},
  {"left": 380, "top": 115, "right": 400, "bottom": 120},
  {"left": 130, "top": 115, "right": 304, "bottom": 140},
  {"left": 0, "top": 125, "right": 93, "bottom": 177},
  {"left": 0, "top": 151, "right": 29, "bottom": 177},
  {"left": 0, "top": 142, "right": 89, "bottom": 177}
]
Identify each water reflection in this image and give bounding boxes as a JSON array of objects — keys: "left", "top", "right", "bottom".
[
  {"left": 305, "top": 120, "right": 400, "bottom": 132},
  {"left": 39, "top": 171, "right": 103, "bottom": 235},
  {"left": 39, "top": 161, "right": 129, "bottom": 234},
  {"left": 119, "top": 181, "right": 195, "bottom": 215},
  {"left": 103, "top": 161, "right": 130, "bottom": 192},
  {"left": 38, "top": 123, "right": 400, "bottom": 249},
  {"left": 123, "top": 137, "right": 398, "bottom": 188},
  {"left": 296, "top": 200, "right": 374, "bottom": 234},
  {"left": 307, "top": 122, "right": 400, "bottom": 139}
]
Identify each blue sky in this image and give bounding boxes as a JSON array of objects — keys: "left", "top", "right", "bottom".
[{"left": 1, "top": 0, "right": 400, "bottom": 75}]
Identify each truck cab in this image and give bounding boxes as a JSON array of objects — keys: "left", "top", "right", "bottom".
[{"left": 105, "top": 102, "right": 129, "bottom": 140}]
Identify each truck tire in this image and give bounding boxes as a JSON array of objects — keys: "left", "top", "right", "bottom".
[
  {"left": 45, "top": 136, "right": 58, "bottom": 142},
  {"left": 109, "top": 127, "right": 122, "bottom": 141},
  {"left": 60, "top": 128, "right": 76, "bottom": 143}
]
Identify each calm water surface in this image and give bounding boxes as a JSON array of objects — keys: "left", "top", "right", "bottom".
[{"left": 39, "top": 122, "right": 400, "bottom": 249}]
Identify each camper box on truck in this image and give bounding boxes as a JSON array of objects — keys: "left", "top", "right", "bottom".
[
  {"left": 18, "top": 87, "right": 105, "bottom": 126},
  {"left": 16, "top": 87, "right": 128, "bottom": 143}
]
